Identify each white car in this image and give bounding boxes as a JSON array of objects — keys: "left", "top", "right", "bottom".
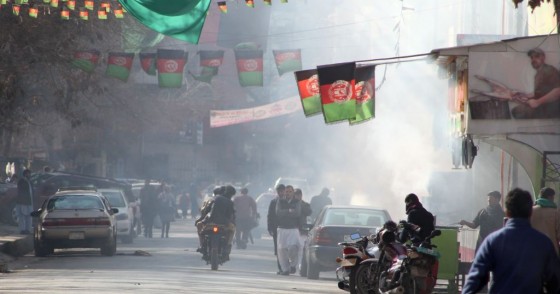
[{"left": 98, "top": 189, "right": 134, "bottom": 243}]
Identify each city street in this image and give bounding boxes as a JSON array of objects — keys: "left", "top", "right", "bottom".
[{"left": 0, "top": 219, "right": 339, "bottom": 294}]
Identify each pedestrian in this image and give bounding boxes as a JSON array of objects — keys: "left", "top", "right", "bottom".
[
  {"left": 177, "top": 190, "right": 190, "bottom": 219},
  {"left": 310, "top": 187, "right": 332, "bottom": 222},
  {"left": 140, "top": 179, "right": 158, "bottom": 238},
  {"left": 16, "top": 169, "right": 33, "bottom": 235},
  {"left": 268, "top": 184, "right": 285, "bottom": 256},
  {"left": 233, "top": 187, "right": 258, "bottom": 249},
  {"left": 158, "top": 183, "right": 176, "bottom": 238},
  {"left": 293, "top": 188, "right": 312, "bottom": 274},
  {"left": 462, "top": 188, "right": 560, "bottom": 294},
  {"left": 189, "top": 182, "right": 200, "bottom": 219},
  {"left": 275, "top": 185, "right": 302, "bottom": 275},
  {"left": 530, "top": 187, "right": 560, "bottom": 255},
  {"left": 459, "top": 190, "right": 505, "bottom": 252}
]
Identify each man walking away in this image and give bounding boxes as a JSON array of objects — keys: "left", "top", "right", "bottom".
[
  {"left": 460, "top": 191, "right": 505, "bottom": 252},
  {"left": 310, "top": 188, "right": 332, "bottom": 222},
  {"left": 462, "top": 188, "right": 560, "bottom": 294},
  {"left": 275, "top": 185, "right": 302, "bottom": 275},
  {"left": 16, "top": 169, "right": 33, "bottom": 235},
  {"left": 140, "top": 179, "right": 158, "bottom": 238},
  {"left": 233, "top": 187, "right": 257, "bottom": 249},
  {"left": 530, "top": 187, "right": 560, "bottom": 256}
]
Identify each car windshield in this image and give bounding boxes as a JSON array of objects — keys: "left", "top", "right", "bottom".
[
  {"left": 47, "top": 195, "right": 104, "bottom": 210},
  {"left": 101, "top": 191, "right": 126, "bottom": 208},
  {"left": 322, "top": 208, "right": 387, "bottom": 227}
]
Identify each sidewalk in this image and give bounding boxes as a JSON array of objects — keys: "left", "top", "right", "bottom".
[{"left": 0, "top": 223, "right": 33, "bottom": 272}]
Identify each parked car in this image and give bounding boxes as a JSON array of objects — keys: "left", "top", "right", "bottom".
[
  {"left": 30, "top": 187, "right": 119, "bottom": 257},
  {"left": 301, "top": 205, "right": 391, "bottom": 279},
  {"left": 1, "top": 172, "right": 134, "bottom": 226},
  {"left": 98, "top": 188, "right": 134, "bottom": 244}
]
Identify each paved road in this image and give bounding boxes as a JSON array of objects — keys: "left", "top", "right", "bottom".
[{"left": 0, "top": 219, "right": 341, "bottom": 294}]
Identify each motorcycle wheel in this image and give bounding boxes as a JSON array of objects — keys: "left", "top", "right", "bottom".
[
  {"left": 210, "top": 244, "right": 219, "bottom": 270},
  {"left": 401, "top": 274, "right": 418, "bottom": 294},
  {"left": 350, "top": 263, "right": 378, "bottom": 294}
]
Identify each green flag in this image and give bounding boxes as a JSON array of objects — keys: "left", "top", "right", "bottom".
[
  {"left": 72, "top": 50, "right": 100, "bottom": 73},
  {"left": 105, "top": 52, "right": 135, "bottom": 82},
  {"left": 157, "top": 49, "right": 187, "bottom": 88},
  {"left": 350, "top": 65, "right": 375, "bottom": 125},
  {"left": 117, "top": 0, "right": 212, "bottom": 44},
  {"left": 273, "top": 49, "right": 302, "bottom": 76},
  {"left": 234, "top": 49, "right": 263, "bottom": 87},
  {"left": 317, "top": 62, "right": 356, "bottom": 124},
  {"left": 295, "top": 69, "right": 321, "bottom": 117}
]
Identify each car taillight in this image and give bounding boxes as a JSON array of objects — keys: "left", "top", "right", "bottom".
[
  {"left": 313, "top": 227, "right": 333, "bottom": 245},
  {"left": 343, "top": 247, "right": 359, "bottom": 255},
  {"left": 213, "top": 226, "right": 219, "bottom": 233},
  {"left": 95, "top": 217, "right": 111, "bottom": 226},
  {"left": 115, "top": 214, "right": 128, "bottom": 221},
  {"left": 42, "top": 219, "right": 58, "bottom": 227}
]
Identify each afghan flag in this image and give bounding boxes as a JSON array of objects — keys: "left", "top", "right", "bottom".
[
  {"left": 118, "top": 0, "right": 212, "bottom": 44},
  {"left": 29, "top": 6, "right": 38, "bottom": 18},
  {"left": 317, "top": 62, "right": 356, "bottom": 124},
  {"left": 350, "top": 65, "right": 375, "bottom": 125},
  {"left": 50, "top": 0, "right": 59, "bottom": 8},
  {"left": 100, "top": 2, "right": 111, "bottom": 12},
  {"left": 79, "top": 8, "right": 89, "bottom": 20},
  {"left": 67, "top": 0, "right": 75, "bottom": 10},
  {"left": 12, "top": 5, "right": 20, "bottom": 16},
  {"left": 157, "top": 49, "right": 187, "bottom": 88},
  {"left": 217, "top": 1, "right": 227, "bottom": 13},
  {"left": 114, "top": 7, "right": 124, "bottom": 18},
  {"left": 61, "top": 8, "right": 70, "bottom": 19},
  {"left": 295, "top": 69, "right": 321, "bottom": 117},
  {"left": 234, "top": 49, "right": 263, "bottom": 87},
  {"left": 98, "top": 9, "right": 108, "bottom": 19},
  {"left": 72, "top": 50, "right": 100, "bottom": 73},
  {"left": 245, "top": 0, "right": 254, "bottom": 8},
  {"left": 199, "top": 50, "right": 224, "bottom": 74},
  {"left": 139, "top": 53, "right": 156, "bottom": 76},
  {"left": 84, "top": 0, "right": 93, "bottom": 10},
  {"left": 273, "top": 49, "right": 302, "bottom": 76},
  {"left": 105, "top": 52, "right": 134, "bottom": 82}
]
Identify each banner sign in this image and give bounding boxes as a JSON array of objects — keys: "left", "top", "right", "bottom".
[
  {"left": 210, "top": 96, "right": 299, "bottom": 128},
  {"left": 468, "top": 49, "right": 560, "bottom": 134}
]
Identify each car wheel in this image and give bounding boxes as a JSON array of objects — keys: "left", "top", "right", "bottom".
[
  {"left": 101, "top": 235, "right": 117, "bottom": 256},
  {"left": 306, "top": 253, "right": 320, "bottom": 280},
  {"left": 34, "top": 238, "right": 51, "bottom": 257},
  {"left": 299, "top": 250, "right": 308, "bottom": 277}
]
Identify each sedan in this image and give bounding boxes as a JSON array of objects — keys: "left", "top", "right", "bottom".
[
  {"left": 301, "top": 205, "right": 391, "bottom": 279},
  {"left": 31, "top": 188, "right": 119, "bottom": 257},
  {"left": 98, "top": 188, "right": 134, "bottom": 243}
]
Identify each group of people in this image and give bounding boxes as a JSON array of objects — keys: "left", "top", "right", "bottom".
[
  {"left": 137, "top": 180, "right": 178, "bottom": 239},
  {"left": 266, "top": 184, "right": 332, "bottom": 276},
  {"left": 458, "top": 188, "right": 560, "bottom": 293}
]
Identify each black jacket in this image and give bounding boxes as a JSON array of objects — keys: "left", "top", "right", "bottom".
[
  {"left": 267, "top": 197, "right": 279, "bottom": 233},
  {"left": 403, "top": 203, "right": 434, "bottom": 243},
  {"left": 276, "top": 198, "right": 301, "bottom": 229},
  {"left": 207, "top": 195, "right": 235, "bottom": 225},
  {"left": 17, "top": 177, "right": 33, "bottom": 205}
]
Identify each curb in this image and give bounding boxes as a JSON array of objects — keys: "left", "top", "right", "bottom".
[{"left": 0, "top": 235, "right": 33, "bottom": 257}]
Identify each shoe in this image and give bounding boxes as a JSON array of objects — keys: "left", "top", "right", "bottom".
[
  {"left": 276, "top": 271, "right": 289, "bottom": 276},
  {"left": 290, "top": 266, "right": 296, "bottom": 274}
]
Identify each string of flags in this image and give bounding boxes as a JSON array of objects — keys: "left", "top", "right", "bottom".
[
  {"left": 295, "top": 62, "right": 375, "bottom": 125},
  {"left": 217, "top": 0, "right": 289, "bottom": 13},
  {"left": 0, "top": 0, "right": 126, "bottom": 20},
  {"left": 71, "top": 47, "right": 303, "bottom": 88}
]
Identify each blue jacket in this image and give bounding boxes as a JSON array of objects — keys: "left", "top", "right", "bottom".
[{"left": 462, "top": 218, "right": 560, "bottom": 294}]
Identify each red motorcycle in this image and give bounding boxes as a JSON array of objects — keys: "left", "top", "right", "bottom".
[{"left": 336, "top": 233, "right": 381, "bottom": 294}]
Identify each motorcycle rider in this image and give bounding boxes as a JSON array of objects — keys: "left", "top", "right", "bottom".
[
  {"left": 195, "top": 186, "right": 224, "bottom": 257},
  {"left": 399, "top": 193, "right": 435, "bottom": 244},
  {"left": 196, "top": 185, "right": 236, "bottom": 261}
]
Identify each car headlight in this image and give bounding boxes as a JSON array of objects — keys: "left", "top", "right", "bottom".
[{"left": 116, "top": 213, "right": 128, "bottom": 221}]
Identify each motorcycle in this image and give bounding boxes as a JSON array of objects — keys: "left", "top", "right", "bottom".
[
  {"left": 336, "top": 232, "right": 381, "bottom": 294},
  {"left": 200, "top": 224, "right": 229, "bottom": 270},
  {"left": 377, "top": 224, "right": 441, "bottom": 294}
]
